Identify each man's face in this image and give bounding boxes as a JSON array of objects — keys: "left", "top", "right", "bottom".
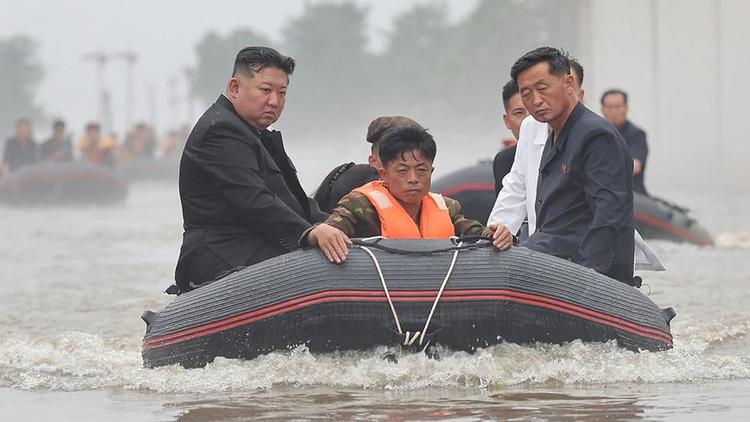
[
  {"left": 517, "top": 62, "right": 575, "bottom": 125},
  {"left": 16, "top": 122, "right": 31, "bottom": 141},
  {"left": 502, "top": 93, "right": 529, "bottom": 140},
  {"left": 379, "top": 149, "right": 433, "bottom": 208},
  {"left": 53, "top": 126, "right": 65, "bottom": 138},
  {"left": 601, "top": 93, "right": 628, "bottom": 127},
  {"left": 228, "top": 66, "right": 288, "bottom": 130}
]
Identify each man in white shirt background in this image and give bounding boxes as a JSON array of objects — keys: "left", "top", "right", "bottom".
[{"left": 492, "top": 80, "right": 529, "bottom": 194}]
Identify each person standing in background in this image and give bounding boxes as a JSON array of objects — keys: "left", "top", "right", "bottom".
[
  {"left": 39, "top": 119, "right": 73, "bottom": 162},
  {"left": 1, "top": 118, "right": 37, "bottom": 176},
  {"left": 79, "top": 122, "right": 116, "bottom": 167},
  {"left": 601, "top": 89, "right": 649, "bottom": 195}
]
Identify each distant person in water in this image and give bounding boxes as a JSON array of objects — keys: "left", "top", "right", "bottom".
[
  {"left": 120, "top": 123, "right": 157, "bottom": 160},
  {"left": 161, "top": 125, "right": 190, "bottom": 159},
  {"left": 304, "top": 126, "right": 511, "bottom": 264},
  {"left": 1, "top": 118, "right": 37, "bottom": 176},
  {"left": 39, "top": 119, "right": 73, "bottom": 163},
  {"left": 313, "top": 115, "right": 422, "bottom": 213},
  {"left": 492, "top": 79, "right": 529, "bottom": 194},
  {"left": 601, "top": 89, "right": 649, "bottom": 195},
  {"left": 79, "top": 122, "right": 116, "bottom": 167}
]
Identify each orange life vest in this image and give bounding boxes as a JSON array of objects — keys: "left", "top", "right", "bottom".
[{"left": 353, "top": 180, "right": 455, "bottom": 239}]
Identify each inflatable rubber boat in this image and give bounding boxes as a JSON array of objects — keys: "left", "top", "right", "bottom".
[
  {"left": 431, "top": 160, "right": 713, "bottom": 246},
  {"left": 141, "top": 239, "right": 675, "bottom": 368},
  {"left": 0, "top": 161, "right": 128, "bottom": 206}
]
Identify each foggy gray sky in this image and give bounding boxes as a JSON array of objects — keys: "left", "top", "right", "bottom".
[{"left": 0, "top": 0, "right": 477, "bottom": 137}]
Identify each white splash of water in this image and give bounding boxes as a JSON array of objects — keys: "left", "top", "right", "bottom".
[
  {"left": 715, "top": 231, "right": 750, "bottom": 249},
  {"left": 1, "top": 318, "right": 748, "bottom": 393}
]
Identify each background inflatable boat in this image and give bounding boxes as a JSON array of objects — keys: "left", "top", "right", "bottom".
[
  {"left": 0, "top": 161, "right": 128, "bottom": 206},
  {"left": 432, "top": 160, "right": 713, "bottom": 246},
  {"left": 142, "top": 239, "right": 675, "bottom": 368},
  {"left": 115, "top": 158, "right": 179, "bottom": 183}
]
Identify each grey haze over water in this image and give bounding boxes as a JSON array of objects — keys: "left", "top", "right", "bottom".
[{"left": 1, "top": 1, "right": 750, "bottom": 420}]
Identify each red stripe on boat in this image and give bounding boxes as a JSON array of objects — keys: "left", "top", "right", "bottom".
[
  {"left": 634, "top": 212, "right": 712, "bottom": 246},
  {"left": 143, "top": 288, "right": 672, "bottom": 348}
]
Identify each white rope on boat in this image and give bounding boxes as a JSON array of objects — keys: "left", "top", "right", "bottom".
[
  {"left": 357, "top": 241, "right": 463, "bottom": 349},
  {"left": 418, "top": 241, "right": 462, "bottom": 347},
  {"left": 358, "top": 245, "right": 404, "bottom": 336}
]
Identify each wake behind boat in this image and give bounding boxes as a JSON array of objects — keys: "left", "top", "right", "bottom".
[{"left": 142, "top": 239, "right": 675, "bottom": 368}]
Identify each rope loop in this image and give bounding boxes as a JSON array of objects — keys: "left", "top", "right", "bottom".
[{"left": 356, "top": 240, "right": 464, "bottom": 351}]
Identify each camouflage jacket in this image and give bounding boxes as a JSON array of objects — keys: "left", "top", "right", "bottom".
[{"left": 303, "top": 191, "right": 492, "bottom": 241}]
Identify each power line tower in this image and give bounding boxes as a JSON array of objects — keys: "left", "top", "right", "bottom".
[
  {"left": 113, "top": 51, "right": 138, "bottom": 131},
  {"left": 82, "top": 51, "right": 114, "bottom": 134}
]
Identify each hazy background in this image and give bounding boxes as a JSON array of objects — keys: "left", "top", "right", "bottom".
[
  {"left": 2, "top": 2, "right": 750, "bottom": 419},
  {"left": 1, "top": 0, "right": 748, "bottom": 193}
]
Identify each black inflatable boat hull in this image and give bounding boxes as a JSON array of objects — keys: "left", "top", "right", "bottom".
[
  {"left": 142, "top": 240, "right": 674, "bottom": 368},
  {"left": 0, "top": 161, "right": 128, "bottom": 206},
  {"left": 432, "top": 161, "right": 713, "bottom": 246}
]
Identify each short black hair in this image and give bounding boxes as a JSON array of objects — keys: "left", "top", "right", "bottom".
[
  {"left": 378, "top": 127, "right": 437, "bottom": 167},
  {"left": 570, "top": 58, "right": 584, "bottom": 87},
  {"left": 52, "top": 119, "right": 65, "bottom": 129},
  {"left": 501, "top": 79, "right": 520, "bottom": 112},
  {"left": 232, "top": 46, "right": 295, "bottom": 78},
  {"left": 86, "top": 122, "right": 101, "bottom": 131},
  {"left": 600, "top": 89, "right": 628, "bottom": 105},
  {"left": 510, "top": 46, "right": 571, "bottom": 84}
]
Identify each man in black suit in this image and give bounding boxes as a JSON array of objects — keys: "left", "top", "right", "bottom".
[
  {"left": 175, "top": 46, "right": 327, "bottom": 293},
  {"left": 601, "top": 89, "right": 650, "bottom": 195},
  {"left": 509, "top": 47, "right": 635, "bottom": 285}
]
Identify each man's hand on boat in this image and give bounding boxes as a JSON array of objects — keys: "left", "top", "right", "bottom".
[
  {"left": 488, "top": 224, "right": 513, "bottom": 251},
  {"left": 307, "top": 223, "right": 353, "bottom": 263}
]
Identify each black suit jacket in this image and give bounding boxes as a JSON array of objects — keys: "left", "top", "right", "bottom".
[
  {"left": 617, "top": 120, "right": 649, "bottom": 195},
  {"left": 522, "top": 102, "right": 635, "bottom": 285},
  {"left": 175, "top": 94, "right": 327, "bottom": 291},
  {"left": 492, "top": 145, "right": 516, "bottom": 194}
]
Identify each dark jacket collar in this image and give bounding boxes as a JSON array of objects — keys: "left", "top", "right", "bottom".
[
  {"left": 552, "top": 101, "right": 586, "bottom": 152},
  {"left": 215, "top": 94, "right": 263, "bottom": 137},
  {"left": 617, "top": 120, "right": 633, "bottom": 133},
  {"left": 539, "top": 102, "right": 587, "bottom": 171}
]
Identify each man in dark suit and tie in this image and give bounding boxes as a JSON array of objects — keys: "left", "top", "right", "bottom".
[
  {"left": 509, "top": 47, "right": 635, "bottom": 285},
  {"left": 175, "top": 46, "right": 327, "bottom": 293}
]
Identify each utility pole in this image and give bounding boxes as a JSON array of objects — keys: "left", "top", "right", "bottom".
[
  {"left": 113, "top": 51, "right": 138, "bottom": 131},
  {"left": 184, "top": 66, "right": 195, "bottom": 127},
  {"left": 82, "top": 50, "right": 113, "bottom": 134},
  {"left": 168, "top": 76, "right": 180, "bottom": 130}
]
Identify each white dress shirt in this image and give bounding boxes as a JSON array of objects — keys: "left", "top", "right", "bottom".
[
  {"left": 487, "top": 116, "right": 664, "bottom": 272},
  {"left": 487, "top": 116, "right": 547, "bottom": 234}
]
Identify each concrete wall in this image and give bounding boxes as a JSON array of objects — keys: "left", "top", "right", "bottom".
[{"left": 584, "top": 0, "right": 749, "bottom": 193}]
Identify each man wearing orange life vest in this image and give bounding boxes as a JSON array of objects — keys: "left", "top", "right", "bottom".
[{"left": 304, "top": 126, "right": 514, "bottom": 263}]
